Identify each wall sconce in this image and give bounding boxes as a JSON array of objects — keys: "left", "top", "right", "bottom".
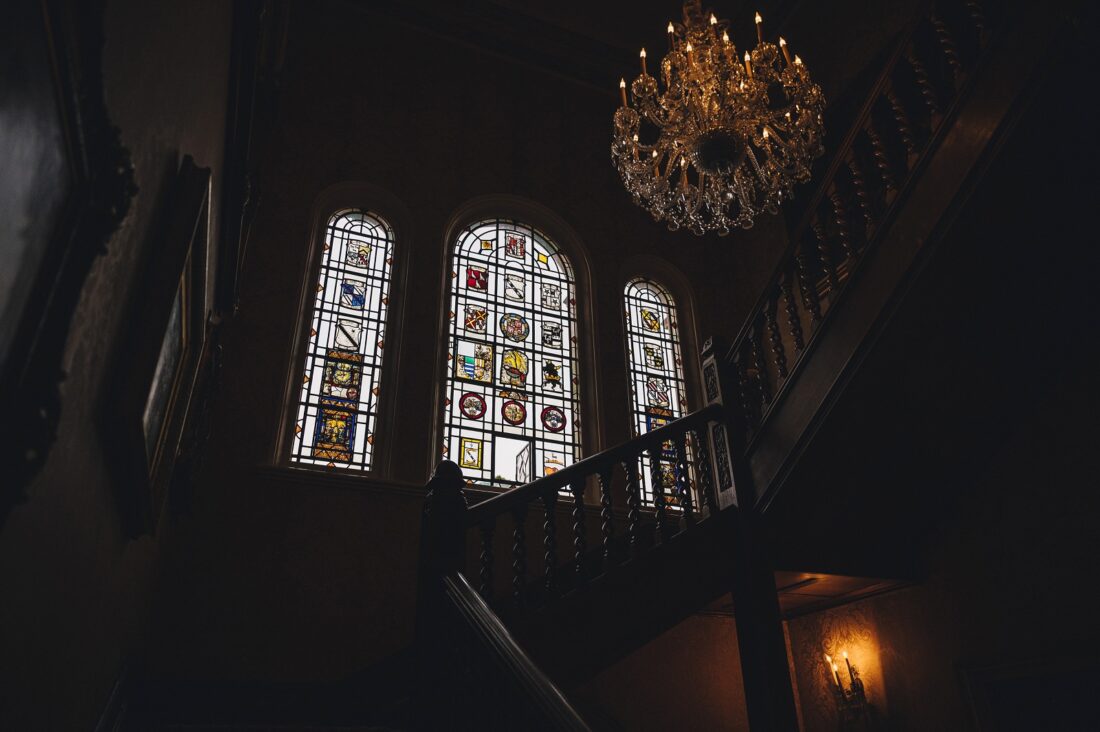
[{"left": 825, "top": 650, "right": 873, "bottom": 728}]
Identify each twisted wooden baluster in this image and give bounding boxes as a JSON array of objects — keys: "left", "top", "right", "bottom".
[
  {"left": 905, "top": 47, "right": 941, "bottom": 122},
  {"left": 598, "top": 466, "right": 614, "bottom": 565},
  {"left": 479, "top": 518, "right": 495, "bottom": 598},
  {"left": 750, "top": 324, "right": 772, "bottom": 408},
  {"left": 930, "top": 12, "right": 963, "bottom": 84},
  {"left": 541, "top": 488, "right": 558, "bottom": 595},
  {"left": 622, "top": 457, "right": 641, "bottom": 559},
  {"left": 884, "top": 83, "right": 917, "bottom": 162},
  {"left": 674, "top": 434, "right": 695, "bottom": 526},
  {"left": 764, "top": 294, "right": 788, "bottom": 379},
  {"left": 846, "top": 151, "right": 875, "bottom": 236},
  {"left": 829, "top": 182, "right": 856, "bottom": 266},
  {"left": 966, "top": 0, "right": 988, "bottom": 44},
  {"left": 864, "top": 121, "right": 898, "bottom": 199},
  {"left": 780, "top": 270, "right": 804, "bottom": 354},
  {"left": 811, "top": 214, "right": 840, "bottom": 294},
  {"left": 691, "top": 428, "right": 715, "bottom": 515},
  {"left": 571, "top": 480, "right": 587, "bottom": 582},
  {"left": 511, "top": 504, "right": 527, "bottom": 607},
  {"left": 734, "top": 350, "right": 759, "bottom": 432},
  {"left": 650, "top": 447, "right": 668, "bottom": 544},
  {"left": 794, "top": 242, "right": 823, "bottom": 328}
]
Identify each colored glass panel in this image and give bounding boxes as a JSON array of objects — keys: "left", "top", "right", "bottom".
[
  {"left": 624, "top": 278, "right": 690, "bottom": 505},
  {"left": 289, "top": 210, "right": 395, "bottom": 470},
  {"left": 442, "top": 219, "right": 581, "bottom": 488}
]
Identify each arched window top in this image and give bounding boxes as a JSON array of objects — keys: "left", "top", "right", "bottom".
[
  {"left": 455, "top": 219, "right": 575, "bottom": 279},
  {"left": 441, "top": 217, "right": 581, "bottom": 487},
  {"left": 288, "top": 208, "right": 396, "bottom": 471},
  {"left": 330, "top": 209, "right": 393, "bottom": 239}
]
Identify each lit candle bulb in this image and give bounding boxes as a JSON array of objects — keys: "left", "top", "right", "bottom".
[
  {"left": 762, "top": 127, "right": 770, "bottom": 141},
  {"left": 832, "top": 663, "right": 843, "bottom": 691},
  {"left": 779, "top": 37, "right": 792, "bottom": 65},
  {"left": 640, "top": 47, "right": 647, "bottom": 75},
  {"left": 686, "top": 42, "right": 695, "bottom": 65},
  {"left": 843, "top": 651, "right": 855, "bottom": 684},
  {"left": 722, "top": 30, "right": 730, "bottom": 44},
  {"left": 667, "top": 21, "right": 675, "bottom": 48},
  {"left": 794, "top": 54, "right": 803, "bottom": 66},
  {"left": 755, "top": 12, "right": 763, "bottom": 44},
  {"left": 619, "top": 78, "right": 628, "bottom": 107},
  {"left": 710, "top": 13, "right": 718, "bottom": 25},
  {"left": 744, "top": 51, "right": 753, "bottom": 79}
]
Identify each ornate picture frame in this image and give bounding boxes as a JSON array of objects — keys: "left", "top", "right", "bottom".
[
  {"left": 0, "top": 0, "right": 136, "bottom": 523},
  {"left": 104, "top": 157, "right": 211, "bottom": 536}
]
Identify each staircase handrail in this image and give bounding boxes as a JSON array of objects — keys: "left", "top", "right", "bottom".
[
  {"left": 441, "top": 571, "right": 593, "bottom": 731},
  {"left": 723, "top": 0, "right": 993, "bottom": 443},
  {"left": 465, "top": 403, "right": 722, "bottom": 526}
]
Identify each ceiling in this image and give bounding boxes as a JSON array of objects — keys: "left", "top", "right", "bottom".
[
  {"left": 343, "top": 0, "right": 919, "bottom": 99},
  {"left": 702, "top": 571, "right": 910, "bottom": 619}
]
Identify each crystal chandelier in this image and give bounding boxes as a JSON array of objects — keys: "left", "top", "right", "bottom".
[{"left": 611, "top": 1, "right": 825, "bottom": 235}]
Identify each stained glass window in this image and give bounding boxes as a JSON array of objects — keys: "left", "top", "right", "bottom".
[
  {"left": 289, "top": 210, "right": 394, "bottom": 470},
  {"left": 442, "top": 219, "right": 581, "bottom": 487},
  {"left": 623, "top": 278, "right": 689, "bottom": 505}
]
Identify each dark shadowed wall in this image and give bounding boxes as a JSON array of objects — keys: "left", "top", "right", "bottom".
[
  {"left": 577, "top": 613, "right": 751, "bottom": 731},
  {"left": 777, "top": 39, "right": 1100, "bottom": 729},
  {"left": 0, "top": 1, "right": 231, "bottom": 729}
]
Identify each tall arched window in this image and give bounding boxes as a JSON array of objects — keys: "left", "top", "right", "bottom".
[
  {"left": 442, "top": 218, "right": 581, "bottom": 487},
  {"left": 623, "top": 278, "right": 689, "bottom": 504},
  {"left": 289, "top": 209, "right": 395, "bottom": 470}
]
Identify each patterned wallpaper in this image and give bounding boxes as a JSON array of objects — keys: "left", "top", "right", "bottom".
[{"left": 787, "top": 603, "right": 889, "bottom": 731}]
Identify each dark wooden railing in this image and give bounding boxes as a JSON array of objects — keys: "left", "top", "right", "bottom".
[
  {"left": 415, "top": 404, "right": 729, "bottom": 728},
  {"left": 465, "top": 403, "right": 722, "bottom": 609},
  {"left": 417, "top": 460, "right": 596, "bottom": 731},
  {"left": 436, "top": 571, "right": 592, "bottom": 731},
  {"left": 727, "top": 0, "right": 993, "bottom": 443}
]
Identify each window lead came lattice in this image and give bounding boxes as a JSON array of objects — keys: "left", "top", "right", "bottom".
[
  {"left": 289, "top": 209, "right": 394, "bottom": 471},
  {"left": 441, "top": 219, "right": 581, "bottom": 488},
  {"left": 623, "top": 278, "right": 689, "bottom": 505}
]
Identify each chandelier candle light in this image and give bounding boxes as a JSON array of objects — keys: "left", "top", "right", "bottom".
[{"left": 612, "top": 1, "right": 825, "bottom": 235}]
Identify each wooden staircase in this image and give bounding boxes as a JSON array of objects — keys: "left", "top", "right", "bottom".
[
  {"left": 131, "top": 1, "right": 1070, "bottom": 729},
  {"left": 417, "top": 0, "right": 1069, "bottom": 729}
]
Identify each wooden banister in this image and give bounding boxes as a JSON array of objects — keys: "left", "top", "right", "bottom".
[
  {"left": 725, "top": 0, "right": 996, "bottom": 445},
  {"left": 465, "top": 403, "right": 722, "bottom": 525},
  {"left": 442, "top": 571, "right": 592, "bottom": 732}
]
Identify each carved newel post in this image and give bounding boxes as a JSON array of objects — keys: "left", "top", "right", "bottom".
[{"left": 415, "top": 460, "right": 467, "bottom": 728}]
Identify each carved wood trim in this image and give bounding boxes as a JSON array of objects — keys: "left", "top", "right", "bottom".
[{"left": 1, "top": 0, "right": 137, "bottom": 523}]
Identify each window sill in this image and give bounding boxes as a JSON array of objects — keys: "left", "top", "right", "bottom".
[
  {"left": 254, "top": 464, "right": 426, "bottom": 498},
  {"left": 253, "top": 465, "right": 666, "bottom": 521}
]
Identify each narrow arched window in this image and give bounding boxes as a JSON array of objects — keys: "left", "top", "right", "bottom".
[
  {"left": 623, "top": 278, "right": 689, "bottom": 504},
  {"left": 442, "top": 219, "right": 581, "bottom": 487},
  {"left": 289, "top": 209, "right": 395, "bottom": 470}
]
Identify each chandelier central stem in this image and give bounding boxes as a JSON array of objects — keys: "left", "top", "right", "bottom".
[{"left": 681, "top": 0, "right": 705, "bottom": 26}]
